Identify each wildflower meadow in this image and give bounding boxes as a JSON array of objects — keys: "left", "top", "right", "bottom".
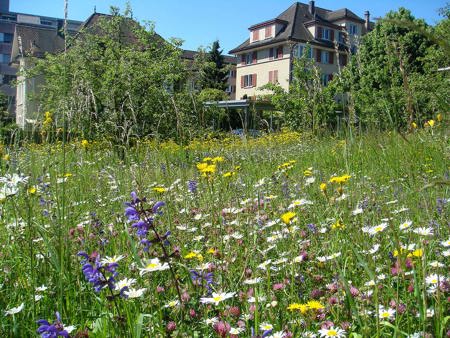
[{"left": 0, "top": 126, "right": 449, "bottom": 337}]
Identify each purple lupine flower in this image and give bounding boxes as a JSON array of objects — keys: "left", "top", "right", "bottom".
[
  {"left": 190, "top": 269, "right": 214, "bottom": 294},
  {"left": 37, "top": 312, "right": 72, "bottom": 338},
  {"left": 125, "top": 207, "right": 139, "bottom": 221},
  {"left": 152, "top": 201, "right": 165, "bottom": 214},
  {"left": 188, "top": 180, "right": 197, "bottom": 193}
]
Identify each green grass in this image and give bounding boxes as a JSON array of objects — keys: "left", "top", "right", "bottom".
[{"left": 0, "top": 128, "right": 448, "bottom": 337}]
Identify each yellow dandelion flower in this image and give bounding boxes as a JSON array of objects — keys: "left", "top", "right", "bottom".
[
  {"left": 306, "top": 300, "right": 325, "bottom": 310},
  {"left": 437, "top": 113, "right": 442, "bottom": 122},
  {"left": 287, "top": 303, "right": 309, "bottom": 314},
  {"left": 320, "top": 183, "right": 327, "bottom": 192},
  {"left": 329, "top": 174, "right": 351, "bottom": 184},
  {"left": 153, "top": 187, "right": 167, "bottom": 193},
  {"left": 281, "top": 212, "right": 296, "bottom": 225}
]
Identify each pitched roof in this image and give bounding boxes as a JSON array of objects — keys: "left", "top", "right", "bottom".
[
  {"left": 182, "top": 49, "right": 237, "bottom": 65},
  {"left": 11, "top": 24, "right": 65, "bottom": 60},
  {"left": 229, "top": 1, "right": 365, "bottom": 54}
]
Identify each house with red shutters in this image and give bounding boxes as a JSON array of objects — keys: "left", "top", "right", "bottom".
[{"left": 229, "top": 1, "right": 372, "bottom": 99}]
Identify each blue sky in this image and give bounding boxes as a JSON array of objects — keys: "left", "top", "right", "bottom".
[{"left": 11, "top": 0, "right": 446, "bottom": 54}]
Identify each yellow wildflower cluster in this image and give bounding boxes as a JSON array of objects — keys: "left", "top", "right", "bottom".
[
  {"left": 196, "top": 156, "right": 224, "bottom": 178},
  {"left": 287, "top": 300, "right": 325, "bottom": 314},
  {"left": 184, "top": 251, "right": 203, "bottom": 261},
  {"left": 43, "top": 112, "right": 53, "bottom": 129},
  {"left": 281, "top": 211, "right": 296, "bottom": 225},
  {"left": 81, "top": 139, "right": 90, "bottom": 149},
  {"left": 277, "top": 160, "right": 296, "bottom": 174},
  {"left": 329, "top": 174, "right": 351, "bottom": 184},
  {"left": 152, "top": 187, "right": 167, "bottom": 194},
  {"left": 331, "top": 220, "right": 345, "bottom": 230}
]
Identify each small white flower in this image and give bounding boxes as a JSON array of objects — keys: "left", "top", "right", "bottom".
[
  {"left": 425, "top": 274, "right": 445, "bottom": 285},
  {"left": 204, "top": 317, "right": 219, "bottom": 326},
  {"left": 363, "top": 223, "right": 388, "bottom": 235},
  {"left": 4, "top": 303, "right": 24, "bottom": 316},
  {"left": 100, "top": 255, "right": 125, "bottom": 265},
  {"left": 164, "top": 300, "right": 180, "bottom": 308},
  {"left": 36, "top": 285, "right": 48, "bottom": 292},
  {"left": 124, "top": 288, "right": 146, "bottom": 298},
  {"left": 259, "top": 322, "right": 273, "bottom": 331},
  {"left": 318, "top": 326, "right": 346, "bottom": 337},
  {"left": 413, "top": 227, "right": 433, "bottom": 236},
  {"left": 243, "top": 277, "right": 262, "bottom": 285},
  {"left": 139, "top": 258, "right": 170, "bottom": 276},
  {"left": 115, "top": 278, "right": 136, "bottom": 291},
  {"left": 352, "top": 207, "right": 364, "bottom": 215},
  {"left": 65, "top": 325, "right": 76, "bottom": 333},
  {"left": 200, "top": 292, "right": 235, "bottom": 305},
  {"left": 35, "top": 294, "right": 43, "bottom": 301},
  {"left": 429, "top": 261, "right": 444, "bottom": 268},
  {"left": 378, "top": 306, "right": 395, "bottom": 320},
  {"left": 229, "top": 327, "right": 244, "bottom": 335},
  {"left": 441, "top": 239, "right": 450, "bottom": 247},
  {"left": 399, "top": 220, "right": 412, "bottom": 230}
]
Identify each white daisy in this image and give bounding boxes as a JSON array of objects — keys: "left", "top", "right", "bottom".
[
  {"left": 399, "top": 220, "right": 412, "bottom": 230},
  {"left": 139, "top": 258, "right": 170, "bottom": 276},
  {"left": 229, "top": 327, "right": 244, "bottom": 335},
  {"left": 100, "top": 255, "right": 125, "bottom": 265},
  {"left": 378, "top": 306, "right": 395, "bottom": 320},
  {"left": 441, "top": 239, "right": 450, "bottom": 247},
  {"left": 4, "top": 303, "right": 24, "bottom": 316},
  {"left": 318, "top": 326, "right": 346, "bottom": 337},
  {"left": 124, "top": 288, "right": 146, "bottom": 298},
  {"left": 115, "top": 278, "right": 136, "bottom": 291},
  {"left": 413, "top": 227, "right": 433, "bottom": 236},
  {"left": 200, "top": 292, "right": 235, "bottom": 305},
  {"left": 243, "top": 277, "right": 262, "bottom": 285},
  {"left": 259, "top": 323, "right": 273, "bottom": 331}
]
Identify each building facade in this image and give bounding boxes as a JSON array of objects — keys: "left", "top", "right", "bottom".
[
  {"left": 229, "top": 1, "right": 371, "bottom": 100},
  {"left": 0, "top": 0, "right": 81, "bottom": 114}
]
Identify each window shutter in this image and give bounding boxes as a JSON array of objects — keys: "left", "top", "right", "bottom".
[
  {"left": 329, "top": 51, "right": 334, "bottom": 64},
  {"left": 253, "top": 30, "right": 259, "bottom": 41},
  {"left": 330, "top": 30, "right": 335, "bottom": 41},
  {"left": 342, "top": 54, "right": 347, "bottom": 66},
  {"left": 241, "top": 55, "right": 245, "bottom": 65},
  {"left": 269, "top": 71, "right": 273, "bottom": 84},
  {"left": 274, "top": 70, "right": 278, "bottom": 83},
  {"left": 318, "top": 27, "right": 323, "bottom": 39},
  {"left": 253, "top": 73, "right": 257, "bottom": 87},
  {"left": 277, "top": 46, "right": 283, "bottom": 59},
  {"left": 241, "top": 76, "right": 245, "bottom": 88},
  {"left": 265, "top": 26, "right": 272, "bottom": 38},
  {"left": 269, "top": 48, "right": 274, "bottom": 60},
  {"left": 252, "top": 51, "right": 257, "bottom": 64},
  {"left": 316, "top": 49, "right": 321, "bottom": 63},
  {"left": 328, "top": 74, "right": 333, "bottom": 81}
]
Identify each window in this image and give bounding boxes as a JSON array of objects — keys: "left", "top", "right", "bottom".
[
  {"left": 321, "top": 51, "right": 329, "bottom": 64},
  {"left": 226, "top": 85, "right": 235, "bottom": 93},
  {"left": 246, "top": 53, "right": 252, "bottom": 65},
  {"left": 321, "top": 74, "right": 333, "bottom": 86},
  {"left": 40, "top": 20, "right": 54, "bottom": 26},
  {"left": 265, "top": 26, "right": 272, "bottom": 39},
  {"left": 0, "top": 33, "right": 13, "bottom": 43},
  {"left": 0, "top": 53, "right": 10, "bottom": 64},
  {"left": 1, "top": 14, "right": 16, "bottom": 22},
  {"left": 339, "top": 54, "right": 348, "bottom": 66},
  {"left": 269, "top": 46, "right": 283, "bottom": 60},
  {"left": 323, "top": 29, "right": 330, "bottom": 40},
  {"left": 338, "top": 32, "right": 345, "bottom": 43},
  {"left": 294, "top": 45, "right": 312, "bottom": 58},
  {"left": 241, "top": 74, "right": 257, "bottom": 88},
  {"left": 268, "top": 70, "right": 278, "bottom": 84},
  {"left": 252, "top": 30, "right": 259, "bottom": 42},
  {"left": 349, "top": 24, "right": 358, "bottom": 35}
]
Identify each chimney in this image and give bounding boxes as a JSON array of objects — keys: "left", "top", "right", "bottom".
[
  {"left": 0, "top": 0, "right": 10, "bottom": 12},
  {"left": 309, "top": 1, "right": 315, "bottom": 16},
  {"left": 364, "top": 11, "right": 370, "bottom": 31}
]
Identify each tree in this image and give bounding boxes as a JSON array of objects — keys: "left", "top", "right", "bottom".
[
  {"left": 28, "top": 6, "right": 199, "bottom": 147},
  {"left": 196, "top": 40, "right": 229, "bottom": 91},
  {"left": 260, "top": 45, "right": 335, "bottom": 132},
  {"left": 335, "top": 8, "right": 449, "bottom": 130}
]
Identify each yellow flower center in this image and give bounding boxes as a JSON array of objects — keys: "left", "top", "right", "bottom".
[
  {"left": 328, "top": 330, "right": 337, "bottom": 336},
  {"left": 213, "top": 296, "right": 223, "bottom": 302},
  {"left": 146, "top": 263, "right": 158, "bottom": 269}
]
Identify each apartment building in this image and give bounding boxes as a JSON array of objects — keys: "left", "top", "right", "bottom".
[
  {"left": 229, "top": 1, "right": 371, "bottom": 99},
  {"left": 0, "top": 0, "right": 82, "bottom": 113}
]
